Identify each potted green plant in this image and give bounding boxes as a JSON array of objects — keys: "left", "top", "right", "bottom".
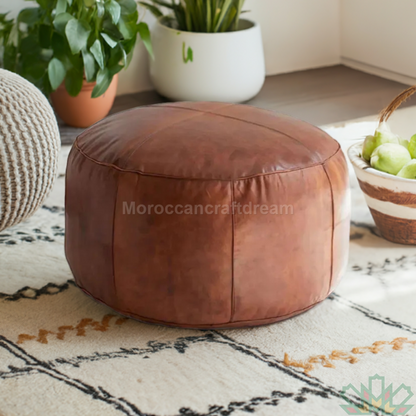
[
  {"left": 139, "top": 0, "right": 265, "bottom": 102},
  {"left": 0, "top": 0, "right": 152, "bottom": 128}
]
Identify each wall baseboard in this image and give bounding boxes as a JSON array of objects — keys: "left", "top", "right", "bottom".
[{"left": 341, "top": 57, "right": 416, "bottom": 86}]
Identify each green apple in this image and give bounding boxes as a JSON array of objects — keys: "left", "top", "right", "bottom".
[
  {"left": 408, "top": 134, "right": 416, "bottom": 158},
  {"left": 373, "top": 121, "right": 400, "bottom": 145},
  {"left": 362, "top": 135, "right": 377, "bottom": 161},
  {"left": 370, "top": 143, "right": 411, "bottom": 175},
  {"left": 399, "top": 137, "right": 410, "bottom": 150},
  {"left": 362, "top": 122, "right": 400, "bottom": 161},
  {"left": 397, "top": 159, "right": 416, "bottom": 179}
]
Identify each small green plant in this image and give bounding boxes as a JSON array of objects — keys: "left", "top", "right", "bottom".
[
  {"left": 0, "top": 13, "right": 14, "bottom": 67},
  {"left": 182, "top": 42, "right": 192, "bottom": 63},
  {"left": 140, "top": 0, "right": 246, "bottom": 33},
  {"left": 0, "top": 0, "right": 152, "bottom": 98}
]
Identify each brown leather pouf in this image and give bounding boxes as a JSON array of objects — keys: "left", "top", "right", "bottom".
[{"left": 65, "top": 102, "right": 350, "bottom": 329}]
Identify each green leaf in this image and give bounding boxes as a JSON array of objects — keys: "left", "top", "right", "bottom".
[
  {"left": 39, "top": 24, "right": 52, "bottom": 48},
  {"left": 90, "top": 39, "right": 104, "bottom": 69},
  {"left": 82, "top": 49, "right": 96, "bottom": 82},
  {"left": 138, "top": 2, "right": 163, "bottom": 18},
  {"left": 103, "top": 20, "right": 123, "bottom": 40},
  {"left": 39, "top": 73, "right": 53, "bottom": 96},
  {"left": 92, "top": 68, "right": 113, "bottom": 98},
  {"left": 182, "top": 41, "right": 193, "bottom": 63},
  {"left": 97, "top": 2, "right": 105, "bottom": 18},
  {"left": 65, "top": 67, "right": 84, "bottom": 97},
  {"left": 53, "top": 13, "right": 73, "bottom": 36},
  {"left": 51, "top": 32, "right": 67, "bottom": 61},
  {"left": 206, "top": 0, "right": 212, "bottom": 32},
  {"left": 125, "top": 50, "right": 134, "bottom": 68},
  {"left": 56, "top": 0, "right": 67, "bottom": 15},
  {"left": 118, "top": 15, "right": 137, "bottom": 40},
  {"left": 122, "top": 39, "right": 135, "bottom": 68},
  {"left": 137, "top": 22, "right": 152, "bottom": 58},
  {"left": 101, "top": 32, "right": 117, "bottom": 48},
  {"left": 21, "top": 58, "right": 47, "bottom": 82},
  {"left": 48, "top": 57, "right": 66, "bottom": 90},
  {"left": 37, "top": 0, "right": 54, "bottom": 9},
  {"left": 109, "top": 64, "right": 123, "bottom": 75},
  {"left": 108, "top": 44, "right": 124, "bottom": 67},
  {"left": 3, "top": 45, "right": 17, "bottom": 72},
  {"left": 118, "top": 0, "right": 137, "bottom": 15},
  {"left": 84, "top": 0, "right": 96, "bottom": 6},
  {"left": 149, "top": 0, "right": 173, "bottom": 9},
  {"left": 121, "top": 35, "right": 136, "bottom": 54},
  {"left": 120, "top": 46, "right": 127, "bottom": 66},
  {"left": 19, "top": 34, "right": 41, "bottom": 56},
  {"left": 106, "top": 0, "right": 121, "bottom": 24},
  {"left": 65, "top": 18, "right": 91, "bottom": 55},
  {"left": 7, "top": 23, "right": 19, "bottom": 47},
  {"left": 214, "top": 0, "right": 233, "bottom": 32},
  {"left": 51, "top": 32, "right": 83, "bottom": 71},
  {"left": 18, "top": 8, "right": 40, "bottom": 25},
  {"left": 68, "top": 50, "right": 84, "bottom": 71}
]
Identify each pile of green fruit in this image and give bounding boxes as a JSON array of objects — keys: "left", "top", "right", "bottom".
[{"left": 362, "top": 122, "right": 416, "bottom": 179}]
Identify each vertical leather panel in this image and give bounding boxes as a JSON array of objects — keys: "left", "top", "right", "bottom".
[
  {"left": 232, "top": 167, "right": 333, "bottom": 323},
  {"left": 323, "top": 149, "right": 351, "bottom": 292},
  {"left": 65, "top": 147, "right": 118, "bottom": 305},
  {"left": 114, "top": 173, "right": 233, "bottom": 325}
]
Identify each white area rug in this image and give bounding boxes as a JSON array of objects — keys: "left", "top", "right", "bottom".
[{"left": 1, "top": 111, "right": 416, "bottom": 416}]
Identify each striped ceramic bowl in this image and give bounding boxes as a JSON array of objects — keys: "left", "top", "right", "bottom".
[{"left": 348, "top": 142, "right": 416, "bottom": 245}]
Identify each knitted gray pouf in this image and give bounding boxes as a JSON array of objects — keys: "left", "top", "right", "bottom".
[{"left": 0, "top": 69, "right": 60, "bottom": 232}]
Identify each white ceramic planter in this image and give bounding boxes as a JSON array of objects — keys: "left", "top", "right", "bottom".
[{"left": 149, "top": 18, "right": 265, "bottom": 102}]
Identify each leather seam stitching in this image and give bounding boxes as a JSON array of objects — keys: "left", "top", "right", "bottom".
[
  {"left": 322, "top": 163, "right": 335, "bottom": 296},
  {"left": 161, "top": 104, "right": 318, "bottom": 157},
  {"left": 112, "top": 176, "right": 119, "bottom": 298},
  {"left": 76, "top": 102, "right": 337, "bottom": 165},
  {"left": 230, "top": 180, "right": 235, "bottom": 323},
  {"left": 72, "top": 141, "right": 343, "bottom": 182}
]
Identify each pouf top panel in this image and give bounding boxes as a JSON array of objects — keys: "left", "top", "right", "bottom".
[{"left": 76, "top": 102, "right": 339, "bottom": 181}]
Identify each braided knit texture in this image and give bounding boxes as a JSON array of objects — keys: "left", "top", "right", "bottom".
[{"left": 0, "top": 69, "right": 60, "bottom": 232}]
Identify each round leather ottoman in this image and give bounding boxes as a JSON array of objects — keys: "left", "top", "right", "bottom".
[{"left": 65, "top": 102, "right": 350, "bottom": 328}]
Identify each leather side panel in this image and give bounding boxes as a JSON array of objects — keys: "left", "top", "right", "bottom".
[
  {"left": 113, "top": 173, "right": 233, "bottom": 325},
  {"left": 232, "top": 166, "right": 333, "bottom": 322},
  {"left": 323, "top": 149, "right": 351, "bottom": 292},
  {"left": 65, "top": 147, "right": 118, "bottom": 305}
]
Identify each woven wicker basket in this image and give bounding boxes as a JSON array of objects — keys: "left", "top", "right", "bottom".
[{"left": 348, "top": 86, "right": 416, "bottom": 245}]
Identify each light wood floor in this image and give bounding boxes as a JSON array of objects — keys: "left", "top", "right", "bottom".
[{"left": 60, "top": 65, "right": 416, "bottom": 144}]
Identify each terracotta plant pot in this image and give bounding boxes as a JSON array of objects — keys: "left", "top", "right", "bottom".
[
  {"left": 50, "top": 74, "right": 118, "bottom": 128},
  {"left": 348, "top": 142, "right": 416, "bottom": 245}
]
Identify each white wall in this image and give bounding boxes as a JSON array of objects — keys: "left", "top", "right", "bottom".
[
  {"left": 341, "top": 0, "right": 416, "bottom": 84},
  {"left": 2, "top": 0, "right": 342, "bottom": 95},
  {"left": 126, "top": 0, "right": 342, "bottom": 93},
  {"left": 2, "top": 0, "right": 26, "bottom": 17},
  {"left": 245, "top": 0, "right": 340, "bottom": 76},
  {"left": 6, "top": 0, "right": 416, "bottom": 94}
]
